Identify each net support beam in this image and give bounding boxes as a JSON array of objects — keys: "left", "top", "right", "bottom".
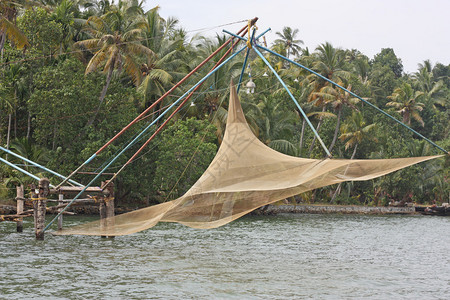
[
  {"left": 224, "top": 29, "right": 331, "bottom": 156},
  {"left": 237, "top": 29, "right": 256, "bottom": 94},
  {"left": 253, "top": 47, "right": 332, "bottom": 157},
  {"left": 44, "top": 45, "right": 248, "bottom": 232},
  {"left": 255, "top": 44, "right": 448, "bottom": 155},
  {"left": 0, "top": 156, "right": 55, "bottom": 188},
  {"left": 0, "top": 146, "right": 83, "bottom": 187},
  {"left": 106, "top": 33, "right": 248, "bottom": 183},
  {"left": 54, "top": 19, "right": 258, "bottom": 190}
]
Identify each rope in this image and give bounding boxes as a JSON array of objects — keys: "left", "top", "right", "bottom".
[
  {"left": 30, "top": 197, "right": 47, "bottom": 202},
  {"left": 0, "top": 19, "right": 247, "bottom": 68},
  {"left": 104, "top": 197, "right": 114, "bottom": 203},
  {"left": 89, "top": 195, "right": 100, "bottom": 203},
  {"left": 246, "top": 20, "right": 258, "bottom": 49}
]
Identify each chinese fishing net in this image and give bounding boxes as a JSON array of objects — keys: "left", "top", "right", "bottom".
[{"left": 54, "top": 83, "right": 442, "bottom": 236}]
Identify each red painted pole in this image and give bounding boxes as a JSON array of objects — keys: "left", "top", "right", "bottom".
[
  {"left": 116, "top": 36, "right": 246, "bottom": 174},
  {"left": 95, "top": 18, "right": 258, "bottom": 155}
]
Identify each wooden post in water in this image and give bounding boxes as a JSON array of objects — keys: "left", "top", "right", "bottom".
[
  {"left": 99, "top": 194, "right": 107, "bottom": 238},
  {"left": 33, "top": 178, "right": 50, "bottom": 240},
  {"left": 16, "top": 184, "right": 24, "bottom": 232},
  {"left": 57, "top": 193, "right": 64, "bottom": 231},
  {"left": 101, "top": 180, "right": 115, "bottom": 238}
]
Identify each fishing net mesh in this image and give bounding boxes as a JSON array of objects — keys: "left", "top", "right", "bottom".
[{"left": 54, "top": 83, "right": 441, "bottom": 236}]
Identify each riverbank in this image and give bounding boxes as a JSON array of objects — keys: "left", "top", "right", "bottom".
[
  {"left": 1, "top": 203, "right": 417, "bottom": 216},
  {"left": 260, "top": 204, "right": 416, "bottom": 215}
]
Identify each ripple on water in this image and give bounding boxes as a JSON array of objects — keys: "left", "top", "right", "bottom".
[{"left": 1, "top": 214, "right": 449, "bottom": 299}]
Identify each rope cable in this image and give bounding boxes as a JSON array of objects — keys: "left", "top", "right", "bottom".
[{"left": 0, "top": 19, "right": 247, "bottom": 68}]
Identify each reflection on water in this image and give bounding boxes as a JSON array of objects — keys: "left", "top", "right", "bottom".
[{"left": 1, "top": 214, "right": 449, "bottom": 299}]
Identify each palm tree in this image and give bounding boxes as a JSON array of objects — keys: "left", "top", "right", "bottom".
[
  {"left": 49, "top": 0, "right": 78, "bottom": 54},
  {"left": 310, "top": 42, "right": 350, "bottom": 84},
  {"left": 248, "top": 94, "right": 298, "bottom": 156},
  {"left": 412, "top": 60, "right": 446, "bottom": 110},
  {"left": 0, "top": 64, "right": 28, "bottom": 148},
  {"left": 386, "top": 83, "right": 425, "bottom": 126},
  {"left": 339, "top": 111, "right": 377, "bottom": 159},
  {"left": 137, "top": 6, "right": 184, "bottom": 111},
  {"left": 273, "top": 26, "right": 303, "bottom": 60},
  {"left": 0, "top": 87, "right": 14, "bottom": 150},
  {"left": 10, "top": 137, "right": 49, "bottom": 169},
  {"left": 1, "top": 137, "right": 49, "bottom": 186},
  {"left": 0, "top": 0, "right": 30, "bottom": 57},
  {"left": 306, "top": 42, "right": 350, "bottom": 154},
  {"left": 190, "top": 34, "right": 243, "bottom": 139},
  {"left": 330, "top": 112, "right": 377, "bottom": 202},
  {"left": 353, "top": 58, "right": 371, "bottom": 86},
  {"left": 75, "top": 0, "right": 154, "bottom": 125},
  {"left": 312, "top": 84, "right": 360, "bottom": 153}
]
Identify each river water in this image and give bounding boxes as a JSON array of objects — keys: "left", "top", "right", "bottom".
[{"left": 1, "top": 214, "right": 449, "bottom": 299}]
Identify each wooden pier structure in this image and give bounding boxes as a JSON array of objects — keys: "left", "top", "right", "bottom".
[{"left": 0, "top": 178, "right": 114, "bottom": 240}]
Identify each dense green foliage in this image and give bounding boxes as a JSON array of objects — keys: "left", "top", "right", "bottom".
[
  {"left": 152, "top": 118, "right": 217, "bottom": 202},
  {"left": 1, "top": 1, "right": 448, "bottom": 207}
]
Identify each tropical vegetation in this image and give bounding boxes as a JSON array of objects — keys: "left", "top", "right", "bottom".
[{"left": 1, "top": 1, "right": 448, "bottom": 207}]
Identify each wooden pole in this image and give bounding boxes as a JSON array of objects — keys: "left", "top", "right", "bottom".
[
  {"left": 101, "top": 180, "right": 115, "bottom": 238},
  {"left": 57, "top": 193, "right": 63, "bottom": 231},
  {"left": 16, "top": 184, "right": 24, "bottom": 232},
  {"left": 33, "top": 178, "right": 50, "bottom": 240},
  {"left": 99, "top": 191, "right": 106, "bottom": 239}
]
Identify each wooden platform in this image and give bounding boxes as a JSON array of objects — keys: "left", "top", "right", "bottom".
[{"left": 51, "top": 186, "right": 103, "bottom": 194}]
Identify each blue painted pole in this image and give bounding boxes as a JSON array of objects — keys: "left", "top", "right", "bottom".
[
  {"left": 0, "top": 146, "right": 83, "bottom": 187},
  {"left": 256, "top": 44, "right": 448, "bottom": 154},
  {"left": 0, "top": 156, "right": 55, "bottom": 188},
  {"left": 237, "top": 29, "right": 256, "bottom": 94},
  {"left": 256, "top": 28, "right": 271, "bottom": 40},
  {"left": 44, "top": 46, "right": 247, "bottom": 232},
  {"left": 223, "top": 30, "right": 247, "bottom": 42},
  {"left": 253, "top": 47, "right": 332, "bottom": 157}
]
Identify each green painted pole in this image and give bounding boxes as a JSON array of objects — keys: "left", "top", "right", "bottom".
[
  {"left": 0, "top": 146, "right": 83, "bottom": 187},
  {"left": 237, "top": 29, "right": 256, "bottom": 94},
  {"left": 44, "top": 46, "right": 247, "bottom": 233}
]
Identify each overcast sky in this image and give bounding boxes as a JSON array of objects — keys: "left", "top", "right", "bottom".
[{"left": 145, "top": 0, "right": 449, "bottom": 73}]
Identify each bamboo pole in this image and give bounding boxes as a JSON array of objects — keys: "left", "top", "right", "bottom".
[
  {"left": 44, "top": 43, "right": 248, "bottom": 233},
  {"left": 102, "top": 180, "right": 115, "bottom": 239},
  {"left": 54, "top": 19, "right": 258, "bottom": 190},
  {"left": 33, "top": 178, "right": 50, "bottom": 240},
  {"left": 57, "top": 193, "right": 63, "bottom": 231},
  {"left": 16, "top": 184, "right": 24, "bottom": 232}
]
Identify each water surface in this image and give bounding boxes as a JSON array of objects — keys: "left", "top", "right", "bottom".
[{"left": 1, "top": 214, "right": 449, "bottom": 299}]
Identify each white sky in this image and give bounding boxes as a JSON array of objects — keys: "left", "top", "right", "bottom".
[{"left": 146, "top": 0, "right": 449, "bottom": 73}]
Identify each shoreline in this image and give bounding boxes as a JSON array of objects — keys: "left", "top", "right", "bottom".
[
  {"left": 0, "top": 203, "right": 421, "bottom": 216},
  {"left": 260, "top": 204, "right": 417, "bottom": 215}
]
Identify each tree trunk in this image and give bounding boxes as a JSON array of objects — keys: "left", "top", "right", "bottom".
[
  {"left": 86, "top": 64, "right": 115, "bottom": 126},
  {"left": 328, "top": 106, "right": 342, "bottom": 153},
  {"left": 351, "top": 143, "right": 358, "bottom": 159},
  {"left": 52, "top": 120, "right": 57, "bottom": 151},
  {"left": 27, "top": 112, "right": 31, "bottom": 139},
  {"left": 0, "top": 31, "right": 6, "bottom": 61},
  {"left": 308, "top": 107, "right": 326, "bottom": 156},
  {"left": 299, "top": 119, "right": 306, "bottom": 157},
  {"left": 403, "top": 110, "right": 410, "bottom": 125},
  {"left": 331, "top": 143, "right": 358, "bottom": 203},
  {"left": 13, "top": 90, "right": 17, "bottom": 138},
  {"left": 330, "top": 183, "right": 342, "bottom": 203},
  {"left": 7, "top": 113, "right": 12, "bottom": 150}
]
